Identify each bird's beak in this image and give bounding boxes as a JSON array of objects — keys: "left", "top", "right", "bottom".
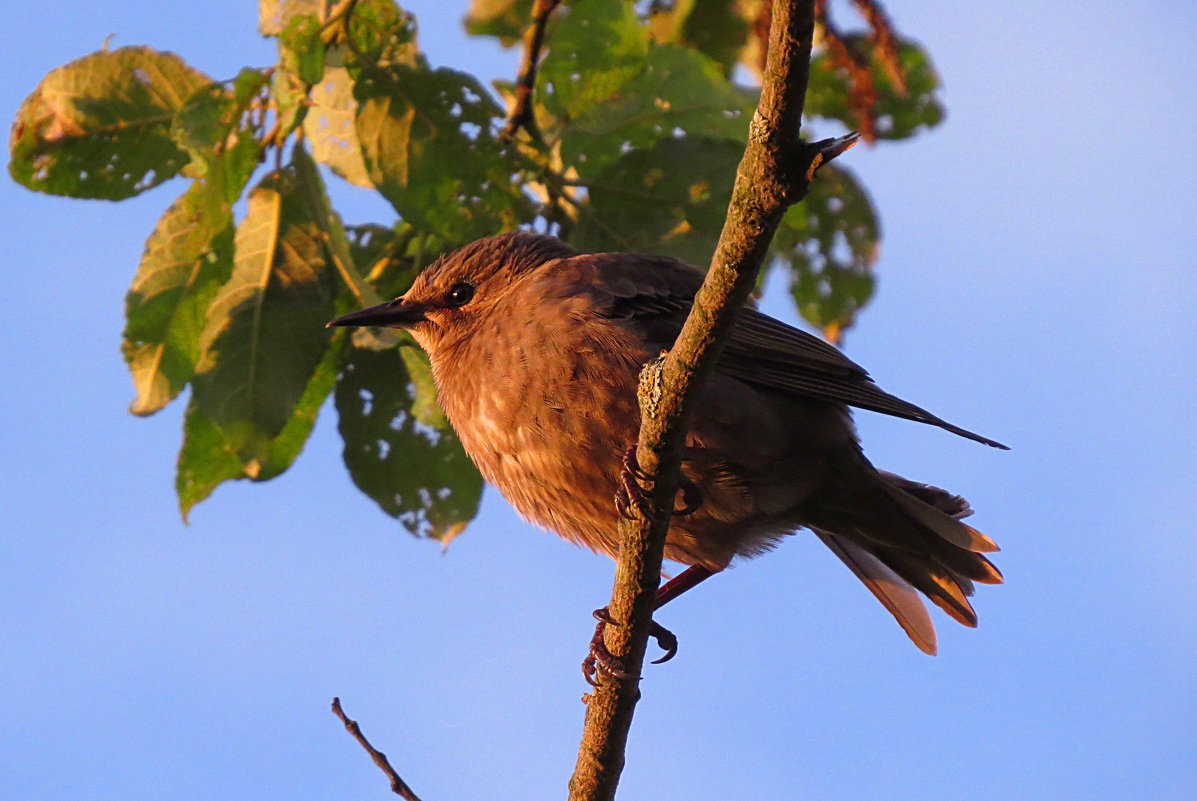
[{"left": 326, "top": 298, "right": 427, "bottom": 329}]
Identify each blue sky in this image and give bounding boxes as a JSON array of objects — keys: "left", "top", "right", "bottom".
[{"left": 2, "top": 1, "right": 1195, "bottom": 799}]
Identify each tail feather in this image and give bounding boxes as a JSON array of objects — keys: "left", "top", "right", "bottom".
[
  {"left": 815, "top": 530, "right": 938, "bottom": 655},
  {"left": 809, "top": 469, "right": 1003, "bottom": 652}
]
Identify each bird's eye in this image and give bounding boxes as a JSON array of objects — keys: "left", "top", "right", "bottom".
[{"left": 445, "top": 282, "right": 475, "bottom": 307}]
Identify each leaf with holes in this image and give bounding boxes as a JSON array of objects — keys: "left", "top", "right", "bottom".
[
  {"left": 305, "top": 49, "right": 373, "bottom": 188},
  {"left": 571, "top": 136, "right": 743, "bottom": 266},
  {"left": 354, "top": 62, "right": 532, "bottom": 242},
  {"left": 122, "top": 176, "right": 235, "bottom": 416},
  {"left": 806, "top": 36, "right": 944, "bottom": 140},
  {"left": 771, "top": 164, "right": 880, "bottom": 339},
  {"left": 9, "top": 46, "right": 210, "bottom": 199},
  {"left": 189, "top": 153, "right": 337, "bottom": 474},
  {"left": 560, "top": 44, "right": 755, "bottom": 175},
  {"left": 336, "top": 344, "right": 482, "bottom": 541}
]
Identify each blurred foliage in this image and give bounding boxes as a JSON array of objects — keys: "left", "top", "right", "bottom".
[{"left": 8, "top": 0, "right": 940, "bottom": 538}]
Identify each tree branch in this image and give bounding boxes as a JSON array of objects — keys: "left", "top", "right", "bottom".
[
  {"left": 332, "top": 697, "right": 425, "bottom": 801},
  {"left": 566, "top": 0, "right": 856, "bottom": 799}
]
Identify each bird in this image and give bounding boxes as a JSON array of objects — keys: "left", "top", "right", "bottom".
[{"left": 328, "top": 231, "right": 1005, "bottom": 658}]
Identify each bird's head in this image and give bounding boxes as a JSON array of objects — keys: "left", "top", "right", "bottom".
[{"left": 327, "top": 231, "right": 576, "bottom": 349}]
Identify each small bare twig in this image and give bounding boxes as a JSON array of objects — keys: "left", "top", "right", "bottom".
[
  {"left": 499, "top": 0, "right": 563, "bottom": 143},
  {"left": 331, "top": 697, "right": 425, "bottom": 801}
]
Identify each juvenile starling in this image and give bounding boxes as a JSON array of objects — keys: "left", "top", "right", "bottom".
[{"left": 329, "top": 231, "right": 1005, "bottom": 656}]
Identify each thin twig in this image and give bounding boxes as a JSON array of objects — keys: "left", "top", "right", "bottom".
[
  {"left": 499, "top": 0, "right": 563, "bottom": 143},
  {"left": 331, "top": 697, "right": 425, "bottom": 801},
  {"left": 566, "top": 0, "right": 856, "bottom": 799}
]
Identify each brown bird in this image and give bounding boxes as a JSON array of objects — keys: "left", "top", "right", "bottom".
[{"left": 329, "top": 231, "right": 1005, "bottom": 658}]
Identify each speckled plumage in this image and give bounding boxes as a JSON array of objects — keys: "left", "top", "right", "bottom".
[{"left": 330, "top": 231, "right": 1005, "bottom": 654}]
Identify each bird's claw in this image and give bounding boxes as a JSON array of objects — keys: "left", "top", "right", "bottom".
[
  {"left": 615, "top": 446, "right": 704, "bottom": 519},
  {"left": 616, "top": 447, "right": 654, "bottom": 520},
  {"left": 581, "top": 607, "right": 679, "bottom": 686}
]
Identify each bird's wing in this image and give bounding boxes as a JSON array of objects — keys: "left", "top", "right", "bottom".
[{"left": 582, "top": 252, "right": 1007, "bottom": 450}]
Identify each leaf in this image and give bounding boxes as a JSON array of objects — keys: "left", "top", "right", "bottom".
[
  {"left": 560, "top": 44, "right": 755, "bottom": 175},
  {"left": 290, "top": 139, "right": 381, "bottom": 307},
  {"left": 176, "top": 332, "right": 342, "bottom": 519},
  {"left": 537, "top": 0, "right": 648, "bottom": 120},
  {"left": 463, "top": 0, "right": 533, "bottom": 45},
  {"left": 122, "top": 177, "right": 235, "bottom": 416},
  {"left": 190, "top": 151, "right": 337, "bottom": 472},
  {"left": 259, "top": 0, "right": 328, "bottom": 36},
  {"left": 304, "top": 49, "right": 374, "bottom": 188},
  {"left": 335, "top": 343, "right": 483, "bottom": 541},
  {"left": 354, "top": 62, "right": 532, "bottom": 242},
  {"left": 343, "top": 222, "right": 426, "bottom": 299},
  {"left": 340, "top": 0, "right": 419, "bottom": 68},
  {"left": 177, "top": 399, "right": 249, "bottom": 521},
  {"left": 771, "top": 164, "right": 880, "bottom": 337},
  {"left": 571, "top": 136, "right": 743, "bottom": 266},
  {"left": 9, "top": 46, "right": 210, "bottom": 199},
  {"left": 806, "top": 36, "right": 944, "bottom": 140},
  {"left": 648, "top": 0, "right": 752, "bottom": 77},
  {"left": 171, "top": 80, "right": 263, "bottom": 200},
  {"left": 280, "top": 12, "right": 326, "bottom": 86}
]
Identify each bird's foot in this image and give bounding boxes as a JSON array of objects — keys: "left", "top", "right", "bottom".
[
  {"left": 615, "top": 446, "right": 703, "bottom": 519},
  {"left": 582, "top": 607, "right": 680, "bottom": 686}
]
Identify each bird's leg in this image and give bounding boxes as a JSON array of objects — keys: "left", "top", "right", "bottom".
[
  {"left": 615, "top": 446, "right": 704, "bottom": 519},
  {"left": 582, "top": 565, "right": 715, "bottom": 684}
]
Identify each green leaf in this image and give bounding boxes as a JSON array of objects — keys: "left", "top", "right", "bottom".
[
  {"left": 341, "top": 0, "right": 419, "bottom": 68},
  {"left": 463, "top": 0, "right": 532, "bottom": 45},
  {"left": 354, "top": 63, "right": 532, "bottom": 241},
  {"left": 335, "top": 343, "right": 483, "bottom": 541},
  {"left": 289, "top": 137, "right": 378, "bottom": 305},
  {"left": 571, "top": 136, "right": 743, "bottom": 266},
  {"left": 177, "top": 399, "right": 249, "bottom": 521},
  {"left": 257, "top": 331, "right": 343, "bottom": 480},
  {"left": 806, "top": 37, "right": 944, "bottom": 140},
  {"left": 560, "top": 44, "right": 754, "bottom": 175},
  {"left": 190, "top": 151, "right": 338, "bottom": 473},
  {"left": 176, "top": 332, "right": 341, "bottom": 519},
  {"left": 122, "top": 177, "right": 235, "bottom": 416},
  {"left": 172, "top": 81, "right": 263, "bottom": 200},
  {"left": 398, "top": 343, "right": 446, "bottom": 428},
  {"left": 304, "top": 49, "right": 374, "bottom": 188},
  {"left": 648, "top": 0, "right": 752, "bottom": 77},
  {"left": 259, "top": 0, "right": 328, "bottom": 36},
  {"left": 280, "top": 12, "right": 326, "bottom": 85},
  {"left": 772, "top": 164, "right": 880, "bottom": 337},
  {"left": 272, "top": 63, "right": 310, "bottom": 137},
  {"left": 9, "top": 46, "right": 210, "bottom": 199},
  {"left": 537, "top": 0, "right": 648, "bottom": 120}
]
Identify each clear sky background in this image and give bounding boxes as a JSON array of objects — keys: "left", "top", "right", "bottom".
[{"left": 3, "top": 1, "right": 1195, "bottom": 799}]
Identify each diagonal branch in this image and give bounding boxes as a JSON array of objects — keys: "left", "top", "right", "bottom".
[
  {"left": 332, "top": 697, "right": 425, "bottom": 801},
  {"left": 566, "top": 0, "right": 858, "bottom": 799}
]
